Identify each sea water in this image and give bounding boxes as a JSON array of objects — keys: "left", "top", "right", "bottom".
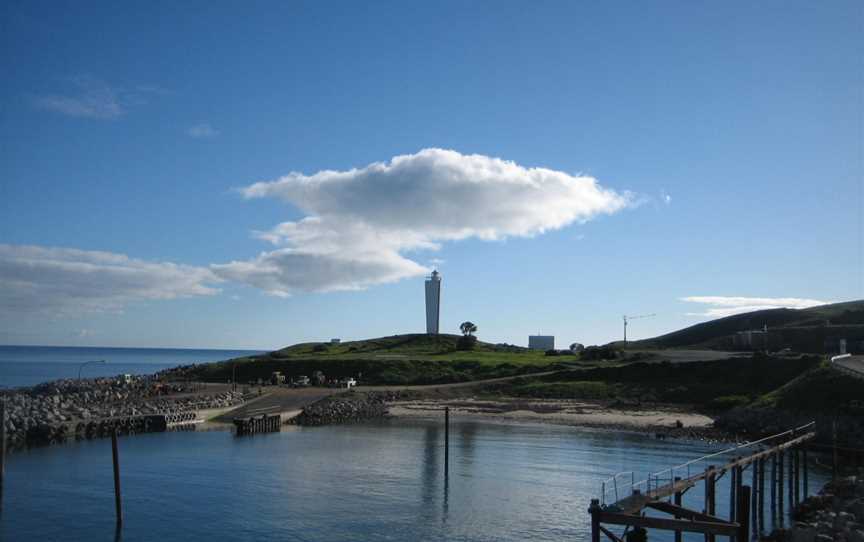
[
  {"left": 1, "top": 419, "right": 829, "bottom": 541},
  {"left": 0, "top": 346, "right": 263, "bottom": 388}
]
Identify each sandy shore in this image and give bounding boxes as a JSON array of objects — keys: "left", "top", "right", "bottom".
[{"left": 389, "top": 397, "right": 730, "bottom": 440}]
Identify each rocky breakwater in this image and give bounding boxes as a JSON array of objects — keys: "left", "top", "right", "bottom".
[
  {"left": 1, "top": 376, "right": 246, "bottom": 448},
  {"left": 291, "top": 391, "right": 400, "bottom": 426},
  {"left": 770, "top": 476, "right": 864, "bottom": 542}
]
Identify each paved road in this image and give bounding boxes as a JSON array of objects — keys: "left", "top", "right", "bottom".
[
  {"left": 628, "top": 349, "right": 750, "bottom": 364},
  {"left": 832, "top": 355, "right": 864, "bottom": 379}
]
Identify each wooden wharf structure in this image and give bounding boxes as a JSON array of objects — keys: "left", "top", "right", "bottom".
[
  {"left": 233, "top": 414, "right": 281, "bottom": 436},
  {"left": 590, "top": 422, "right": 816, "bottom": 542}
]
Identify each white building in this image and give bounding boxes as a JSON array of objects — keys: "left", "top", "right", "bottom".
[
  {"left": 528, "top": 335, "right": 555, "bottom": 350},
  {"left": 425, "top": 270, "right": 441, "bottom": 334}
]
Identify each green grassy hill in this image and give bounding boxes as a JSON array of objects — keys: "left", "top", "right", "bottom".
[
  {"left": 178, "top": 333, "right": 564, "bottom": 385},
  {"left": 489, "top": 354, "right": 822, "bottom": 410},
  {"left": 627, "top": 300, "right": 864, "bottom": 351},
  {"left": 755, "top": 362, "right": 863, "bottom": 414}
]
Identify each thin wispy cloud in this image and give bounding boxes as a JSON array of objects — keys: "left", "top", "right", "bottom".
[
  {"left": 32, "top": 75, "right": 167, "bottom": 120},
  {"left": 188, "top": 123, "right": 219, "bottom": 138},
  {"left": 681, "top": 296, "right": 830, "bottom": 318},
  {"left": 0, "top": 244, "right": 221, "bottom": 318},
  {"left": 214, "top": 148, "right": 634, "bottom": 296}
]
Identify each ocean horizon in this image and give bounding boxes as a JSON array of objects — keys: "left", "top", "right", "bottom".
[{"left": 0, "top": 345, "right": 265, "bottom": 388}]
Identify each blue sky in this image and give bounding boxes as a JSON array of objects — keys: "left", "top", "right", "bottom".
[{"left": 1, "top": 0, "right": 861, "bottom": 349}]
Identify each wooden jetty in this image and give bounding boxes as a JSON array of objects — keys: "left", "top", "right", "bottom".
[
  {"left": 590, "top": 422, "right": 816, "bottom": 542},
  {"left": 233, "top": 414, "right": 281, "bottom": 436}
]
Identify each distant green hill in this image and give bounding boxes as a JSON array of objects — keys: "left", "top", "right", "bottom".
[
  {"left": 270, "top": 333, "right": 528, "bottom": 358},
  {"left": 179, "top": 333, "right": 559, "bottom": 385},
  {"left": 626, "top": 300, "right": 864, "bottom": 352}
]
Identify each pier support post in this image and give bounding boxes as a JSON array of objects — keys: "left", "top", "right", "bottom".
[
  {"left": 752, "top": 462, "right": 758, "bottom": 536},
  {"left": 589, "top": 499, "right": 601, "bottom": 542},
  {"left": 444, "top": 407, "right": 449, "bottom": 477},
  {"left": 111, "top": 429, "right": 123, "bottom": 526},
  {"left": 787, "top": 448, "right": 794, "bottom": 509},
  {"left": 770, "top": 454, "right": 777, "bottom": 522},
  {"left": 778, "top": 451, "right": 784, "bottom": 525},
  {"left": 706, "top": 466, "right": 716, "bottom": 542},
  {"left": 730, "top": 464, "right": 737, "bottom": 526},
  {"left": 737, "top": 486, "right": 751, "bottom": 542},
  {"left": 802, "top": 448, "right": 808, "bottom": 499},
  {"left": 794, "top": 448, "right": 800, "bottom": 506},
  {"left": 758, "top": 458, "right": 765, "bottom": 535},
  {"left": 673, "top": 476, "right": 682, "bottom": 542}
]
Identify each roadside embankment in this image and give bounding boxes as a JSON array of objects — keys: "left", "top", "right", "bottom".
[{"left": 715, "top": 408, "right": 864, "bottom": 448}]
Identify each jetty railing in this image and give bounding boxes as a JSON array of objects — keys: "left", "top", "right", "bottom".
[
  {"left": 591, "top": 422, "right": 816, "bottom": 542},
  {"left": 599, "top": 421, "right": 815, "bottom": 506}
]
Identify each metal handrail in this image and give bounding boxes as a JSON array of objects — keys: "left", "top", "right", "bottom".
[{"left": 600, "top": 421, "right": 816, "bottom": 506}]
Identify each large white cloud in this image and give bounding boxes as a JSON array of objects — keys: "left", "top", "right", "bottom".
[
  {"left": 217, "top": 149, "right": 632, "bottom": 295},
  {"left": 681, "top": 296, "right": 830, "bottom": 318},
  {"left": 0, "top": 244, "right": 221, "bottom": 317}
]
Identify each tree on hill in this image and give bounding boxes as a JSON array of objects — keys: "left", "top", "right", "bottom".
[
  {"left": 457, "top": 321, "right": 478, "bottom": 350},
  {"left": 459, "top": 321, "right": 478, "bottom": 336}
]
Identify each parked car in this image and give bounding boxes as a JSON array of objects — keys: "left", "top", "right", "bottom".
[{"left": 293, "top": 376, "right": 310, "bottom": 387}]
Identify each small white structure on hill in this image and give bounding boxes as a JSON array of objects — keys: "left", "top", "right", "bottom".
[
  {"left": 529, "top": 335, "right": 555, "bottom": 350},
  {"left": 425, "top": 270, "right": 441, "bottom": 334}
]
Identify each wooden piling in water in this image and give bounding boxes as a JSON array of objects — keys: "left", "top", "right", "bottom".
[
  {"left": 803, "top": 448, "right": 809, "bottom": 499},
  {"left": 589, "top": 498, "right": 601, "bottom": 542},
  {"left": 794, "top": 448, "right": 800, "bottom": 506},
  {"left": 706, "top": 466, "right": 716, "bottom": 542},
  {"left": 787, "top": 448, "right": 794, "bottom": 509},
  {"left": 778, "top": 450, "right": 784, "bottom": 524},
  {"left": 673, "top": 476, "right": 682, "bottom": 542},
  {"left": 111, "top": 429, "right": 122, "bottom": 526},
  {"left": 444, "top": 407, "right": 449, "bottom": 477},
  {"left": 751, "top": 462, "right": 758, "bottom": 536},
  {"left": 737, "top": 486, "right": 751, "bottom": 542},
  {"left": 758, "top": 457, "right": 765, "bottom": 535},
  {"left": 730, "top": 462, "right": 737, "bottom": 525},
  {"left": 770, "top": 454, "right": 777, "bottom": 521}
]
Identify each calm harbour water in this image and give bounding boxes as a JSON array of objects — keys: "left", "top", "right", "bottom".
[
  {"left": 0, "top": 346, "right": 263, "bottom": 388},
  {"left": 1, "top": 418, "right": 829, "bottom": 541}
]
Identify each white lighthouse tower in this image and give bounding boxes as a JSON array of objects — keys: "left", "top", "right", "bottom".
[{"left": 425, "top": 270, "right": 441, "bottom": 334}]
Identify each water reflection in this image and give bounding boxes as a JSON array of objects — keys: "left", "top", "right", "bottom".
[
  {"left": 421, "top": 424, "right": 440, "bottom": 511},
  {"left": 457, "top": 421, "right": 477, "bottom": 467}
]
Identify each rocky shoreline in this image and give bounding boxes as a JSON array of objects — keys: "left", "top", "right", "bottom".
[
  {"left": 290, "top": 391, "right": 399, "bottom": 426},
  {"left": 1, "top": 375, "right": 246, "bottom": 449},
  {"left": 716, "top": 407, "right": 864, "bottom": 448},
  {"left": 767, "top": 476, "right": 864, "bottom": 541}
]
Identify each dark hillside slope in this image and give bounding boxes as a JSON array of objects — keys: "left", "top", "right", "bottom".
[{"left": 628, "top": 300, "right": 864, "bottom": 350}]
